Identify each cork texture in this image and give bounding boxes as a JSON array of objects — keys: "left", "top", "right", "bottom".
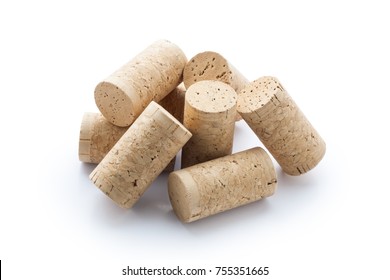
[
  {"left": 237, "top": 76, "right": 326, "bottom": 176},
  {"left": 183, "top": 51, "right": 248, "bottom": 121},
  {"left": 168, "top": 147, "right": 277, "bottom": 223},
  {"left": 89, "top": 101, "right": 192, "bottom": 208},
  {"left": 181, "top": 80, "right": 237, "bottom": 168},
  {"left": 94, "top": 40, "right": 187, "bottom": 127}
]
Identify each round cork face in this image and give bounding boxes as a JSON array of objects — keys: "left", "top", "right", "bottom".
[
  {"left": 237, "top": 76, "right": 284, "bottom": 114},
  {"left": 168, "top": 171, "right": 201, "bottom": 223},
  {"left": 94, "top": 81, "right": 135, "bottom": 127},
  {"left": 183, "top": 51, "right": 232, "bottom": 89},
  {"left": 186, "top": 80, "right": 237, "bottom": 113}
]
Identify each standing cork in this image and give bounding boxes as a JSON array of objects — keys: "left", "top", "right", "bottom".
[
  {"left": 169, "top": 147, "right": 277, "bottom": 223},
  {"left": 89, "top": 101, "right": 192, "bottom": 208},
  {"left": 79, "top": 85, "right": 186, "bottom": 171},
  {"left": 237, "top": 76, "right": 326, "bottom": 176},
  {"left": 181, "top": 80, "right": 237, "bottom": 168},
  {"left": 94, "top": 40, "right": 187, "bottom": 127},
  {"left": 183, "top": 51, "right": 248, "bottom": 121}
]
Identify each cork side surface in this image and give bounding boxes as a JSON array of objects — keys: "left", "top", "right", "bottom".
[
  {"left": 169, "top": 147, "right": 277, "bottom": 222},
  {"left": 95, "top": 40, "right": 187, "bottom": 127},
  {"left": 89, "top": 101, "right": 192, "bottom": 208},
  {"left": 238, "top": 76, "right": 326, "bottom": 175},
  {"left": 182, "top": 80, "right": 237, "bottom": 168}
]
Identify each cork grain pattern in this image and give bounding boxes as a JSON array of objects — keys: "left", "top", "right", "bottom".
[
  {"left": 181, "top": 80, "right": 237, "bottom": 168},
  {"left": 183, "top": 51, "right": 248, "bottom": 121},
  {"left": 169, "top": 147, "right": 277, "bottom": 223},
  {"left": 95, "top": 40, "right": 187, "bottom": 127},
  {"left": 89, "top": 102, "right": 192, "bottom": 208},
  {"left": 237, "top": 76, "right": 326, "bottom": 176}
]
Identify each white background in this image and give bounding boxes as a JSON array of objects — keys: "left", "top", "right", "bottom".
[{"left": 1, "top": 0, "right": 389, "bottom": 279}]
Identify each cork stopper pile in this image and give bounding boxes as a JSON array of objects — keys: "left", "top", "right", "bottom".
[{"left": 78, "top": 39, "right": 326, "bottom": 223}]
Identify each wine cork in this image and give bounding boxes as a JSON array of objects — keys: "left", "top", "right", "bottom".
[
  {"left": 181, "top": 80, "right": 237, "bottom": 168},
  {"left": 94, "top": 40, "right": 187, "bottom": 127},
  {"left": 89, "top": 101, "right": 192, "bottom": 208},
  {"left": 78, "top": 112, "right": 127, "bottom": 163},
  {"left": 169, "top": 147, "right": 277, "bottom": 223},
  {"left": 183, "top": 51, "right": 248, "bottom": 121},
  {"left": 157, "top": 83, "right": 186, "bottom": 124},
  {"left": 237, "top": 76, "right": 326, "bottom": 176},
  {"left": 79, "top": 85, "right": 186, "bottom": 171}
]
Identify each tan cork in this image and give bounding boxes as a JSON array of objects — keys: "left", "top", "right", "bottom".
[
  {"left": 79, "top": 85, "right": 186, "bottom": 171},
  {"left": 237, "top": 76, "right": 326, "bottom": 176},
  {"left": 183, "top": 51, "right": 249, "bottom": 121},
  {"left": 94, "top": 40, "right": 187, "bottom": 127},
  {"left": 89, "top": 101, "right": 192, "bottom": 208},
  {"left": 79, "top": 112, "right": 127, "bottom": 163},
  {"left": 169, "top": 147, "right": 277, "bottom": 223},
  {"left": 181, "top": 80, "right": 237, "bottom": 168}
]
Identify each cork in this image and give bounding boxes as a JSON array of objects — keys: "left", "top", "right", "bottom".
[
  {"left": 89, "top": 101, "right": 192, "bottom": 208},
  {"left": 79, "top": 85, "right": 186, "bottom": 171},
  {"left": 94, "top": 40, "right": 187, "bottom": 127},
  {"left": 79, "top": 112, "right": 127, "bottom": 163},
  {"left": 181, "top": 80, "right": 237, "bottom": 168},
  {"left": 183, "top": 51, "right": 249, "bottom": 121},
  {"left": 237, "top": 76, "right": 326, "bottom": 176},
  {"left": 169, "top": 147, "right": 277, "bottom": 223}
]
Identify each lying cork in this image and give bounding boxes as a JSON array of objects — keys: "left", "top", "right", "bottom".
[
  {"left": 183, "top": 51, "right": 249, "bottom": 121},
  {"left": 169, "top": 147, "right": 277, "bottom": 223},
  {"left": 237, "top": 76, "right": 326, "bottom": 176},
  {"left": 89, "top": 101, "right": 192, "bottom": 208},
  {"left": 181, "top": 80, "right": 237, "bottom": 168},
  {"left": 94, "top": 40, "right": 187, "bottom": 127},
  {"left": 79, "top": 85, "right": 186, "bottom": 171}
]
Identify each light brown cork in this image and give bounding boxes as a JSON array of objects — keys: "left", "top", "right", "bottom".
[
  {"left": 237, "top": 76, "right": 326, "bottom": 176},
  {"left": 89, "top": 101, "right": 192, "bottom": 208},
  {"left": 79, "top": 112, "right": 127, "bottom": 163},
  {"left": 169, "top": 147, "right": 277, "bottom": 223},
  {"left": 183, "top": 51, "right": 249, "bottom": 121},
  {"left": 181, "top": 80, "right": 237, "bottom": 168},
  {"left": 94, "top": 40, "right": 187, "bottom": 127},
  {"left": 79, "top": 85, "right": 186, "bottom": 171}
]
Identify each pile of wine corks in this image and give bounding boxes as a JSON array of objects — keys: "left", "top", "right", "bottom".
[{"left": 79, "top": 39, "right": 326, "bottom": 223}]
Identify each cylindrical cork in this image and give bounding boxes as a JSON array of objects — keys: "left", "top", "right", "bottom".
[
  {"left": 181, "top": 80, "right": 237, "bottom": 168},
  {"left": 237, "top": 76, "right": 326, "bottom": 176},
  {"left": 94, "top": 40, "right": 187, "bottom": 127},
  {"left": 183, "top": 51, "right": 248, "bottom": 121},
  {"left": 157, "top": 83, "right": 186, "bottom": 124},
  {"left": 169, "top": 147, "right": 277, "bottom": 223},
  {"left": 89, "top": 101, "right": 192, "bottom": 208},
  {"left": 79, "top": 85, "right": 186, "bottom": 171},
  {"left": 79, "top": 112, "right": 127, "bottom": 163}
]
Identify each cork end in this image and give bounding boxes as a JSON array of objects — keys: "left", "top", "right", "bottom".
[
  {"left": 94, "top": 81, "right": 136, "bottom": 127},
  {"left": 186, "top": 80, "right": 237, "bottom": 114},
  {"left": 168, "top": 171, "right": 201, "bottom": 223},
  {"left": 237, "top": 76, "right": 284, "bottom": 114},
  {"left": 79, "top": 112, "right": 98, "bottom": 162},
  {"left": 183, "top": 51, "right": 231, "bottom": 89}
]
